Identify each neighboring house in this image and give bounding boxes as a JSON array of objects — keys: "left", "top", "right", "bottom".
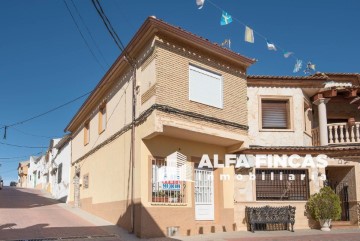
[
  {"left": 234, "top": 74, "right": 360, "bottom": 230},
  {"left": 44, "top": 138, "right": 61, "bottom": 194},
  {"left": 27, "top": 156, "right": 38, "bottom": 188},
  {"left": 65, "top": 16, "right": 254, "bottom": 238},
  {"left": 49, "top": 135, "right": 71, "bottom": 202},
  {"left": 27, "top": 155, "right": 46, "bottom": 189},
  {"left": 17, "top": 160, "right": 29, "bottom": 187}
]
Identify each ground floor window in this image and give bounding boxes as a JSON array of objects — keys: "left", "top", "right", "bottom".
[
  {"left": 151, "top": 158, "right": 186, "bottom": 203},
  {"left": 256, "top": 169, "right": 309, "bottom": 201}
]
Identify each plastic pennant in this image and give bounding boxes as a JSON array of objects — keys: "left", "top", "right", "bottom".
[
  {"left": 196, "top": 0, "right": 205, "bottom": 9},
  {"left": 221, "top": 39, "right": 231, "bottom": 49},
  {"left": 266, "top": 39, "right": 277, "bottom": 51},
  {"left": 283, "top": 51, "right": 294, "bottom": 58},
  {"left": 304, "top": 62, "right": 316, "bottom": 74},
  {"left": 293, "top": 59, "right": 303, "bottom": 73},
  {"left": 245, "top": 26, "right": 254, "bottom": 43},
  {"left": 220, "top": 11, "right": 233, "bottom": 26}
]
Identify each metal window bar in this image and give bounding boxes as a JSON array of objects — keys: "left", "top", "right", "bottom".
[
  {"left": 195, "top": 169, "right": 213, "bottom": 204},
  {"left": 151, "top": 158, "right": 186, "bottom": 203},
  {"left": 256, "top": 169, "right": 309, "bottom": 201}
]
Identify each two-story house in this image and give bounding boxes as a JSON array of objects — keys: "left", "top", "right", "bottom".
[
  {"left": 65, "top": 16, "right": 255, "bottom": 238},
  {"left": 234, "top": 74, "right": 360, "bottom": 230},
  {"left": 17, "top": 160, "right": 29, "bottom": 188}
]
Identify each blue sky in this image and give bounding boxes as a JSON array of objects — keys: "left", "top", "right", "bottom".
[{"left": 0, "top": 0, "right": 359, "bottom": 184}]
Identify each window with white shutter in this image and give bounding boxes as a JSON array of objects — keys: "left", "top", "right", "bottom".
[
  {"left": 261, "top": 99, "right": 290, "bottom": 129},
  {"left": 189, "top": 65, "right": 223, "bottom": 108}
]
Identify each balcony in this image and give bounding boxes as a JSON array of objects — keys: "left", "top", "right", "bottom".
[{"left": 312, "top": 122, "right": 360, "bottom": 146}]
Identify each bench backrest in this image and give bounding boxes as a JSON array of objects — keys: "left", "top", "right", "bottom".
[{"left": 246, "top": 205, "right": 296, "bottom": 223}]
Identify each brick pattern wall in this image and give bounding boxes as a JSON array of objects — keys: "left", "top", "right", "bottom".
[
  {"left": 156, "top": 111, "right": 248, "bottom": 136},
  {"left": 141, "top": 84, "right": 156, "bottom": 105},
  {"left": 154, "top": 37, "right": 248, "bottom": 127}
]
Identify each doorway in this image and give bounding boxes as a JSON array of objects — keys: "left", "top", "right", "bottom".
[
  {"left": 194, "top": 168, "right": 214, "bottom": 221},
  {"left": 325, "top": 166, "right": 355, "bottom": 221}
]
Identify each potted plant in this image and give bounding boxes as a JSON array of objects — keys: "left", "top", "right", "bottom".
[
  {"left": 152, "top": 191, "right": 169, "bottom": 202},
  {"left": 306, "top": 186, "right": 341, "bottom": 231},
  {"left": 348, "top": 117, "right": 356, "bottom": 127}
]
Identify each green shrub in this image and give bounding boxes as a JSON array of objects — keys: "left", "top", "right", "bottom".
[{"left": 306, "top": 186, "right": 341, "bottom": 221}]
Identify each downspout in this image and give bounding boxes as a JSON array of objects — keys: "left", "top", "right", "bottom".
[{"left": 130, "top": 62, "right": 137, "bottom": 234}]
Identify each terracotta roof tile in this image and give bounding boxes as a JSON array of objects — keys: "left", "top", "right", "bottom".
[
  {"left": 247, "top": 75, "right": 328, "bottom": 80},
  {"left": 313, "top": 72, "right": 360, "bottom": 77}
]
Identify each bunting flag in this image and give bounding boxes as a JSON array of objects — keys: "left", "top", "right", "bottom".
[
  {"left": 193, "top": 1, "right": 317, "bottom": 73},
  {"left": 308, "top": 62, "right": 316, "bottom": 71},
  {"left": 304, "top": 62, "right": 316, "bottom": 74},
  {"left": 266, "top": 40, "right": 277, "bottom": 51},
  {"left": 293, "top": 59, "right": 303, "bottom": 73},
  {"left": 196, "top": 0, "right": 205, "bottom": 9},
  {"left": 283, "top": 51, "right": 294, "bottom": 58},
  {"left": 245, "top": 26, "right": 254, "bottom": 43},
  {"left": 220, "top": 11, "right": 232, "bottom": 25},
  {"left": 221, "top": 39, "right": 231, "bottom": 49}
]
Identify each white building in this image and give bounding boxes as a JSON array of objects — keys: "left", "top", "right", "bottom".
[
  {"left": 49, "top": 135, "right": 71, "bottom": 202},
  {"left": 27, "top": 155, "right": 43, "bottom": 188}
]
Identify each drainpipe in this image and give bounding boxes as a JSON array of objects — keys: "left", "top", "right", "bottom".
[{"left": 130, "top": 63, "right": 137, "bottom": 234}]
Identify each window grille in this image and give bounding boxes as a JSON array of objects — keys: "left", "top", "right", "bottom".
[
  {"left": 256, "top": 169, "right": 309, "bottom": 201},
  {"left": 151, "top": 158, "right": 186, "bottom": 204}
]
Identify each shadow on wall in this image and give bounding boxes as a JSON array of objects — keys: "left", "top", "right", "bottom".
[
  {"left": 0, "top": 187, "right": 58, "bottom": 209},
  {"left": 117, "top": 203, "right": 180, "bottom": 241}
]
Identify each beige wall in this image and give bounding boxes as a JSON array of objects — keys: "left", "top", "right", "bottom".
[
  {"left": 247, "top": 87, "right": 312, "bottom": 146},
  {"left": 139, "top": 133, "right": 235, "bottom": 237},
  {"left": 234, "top": 157, "right": 360, "bottom": 230},
  {"left": 68, "top": 33, "right": 251, "bottom": 238},
  {"left": 71, "top": 72, "right": 134, "bottom": 162},
  {"left": 154, "top": 37, "right": 248, "bottom": 127}
]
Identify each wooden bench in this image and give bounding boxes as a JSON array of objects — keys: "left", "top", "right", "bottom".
[{"left": 245, "top": 205, "right": 296, "bottom": 233}]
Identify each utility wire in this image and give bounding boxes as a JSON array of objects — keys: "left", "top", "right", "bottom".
[
  {"left": 206, "top": 0, "right": 316, "bottom": 73},
  {"left": 0, "top": 141, "right": 47, "bottom": 149},
  {"left": 91, "top": 0, "right": 124, "bottom": 52},
  {"left": 11, "top": 128, "right": 54, "bottom": 139},
  {"left": 69, "top": 0, "right": 109, "bottom": 67},
  {"left": 0, "top": 152, "right": 43, "bottom": 160},
  {"left": 0, "top": 91, "right": 91, "bottom": 130},
  {"left": 63, "top": 0, "right": 106, "bottom": 71}
]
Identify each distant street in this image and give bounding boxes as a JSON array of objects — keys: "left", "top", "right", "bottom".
[{"left": 0, "top": 187, "right": 118, "bottom": 240}]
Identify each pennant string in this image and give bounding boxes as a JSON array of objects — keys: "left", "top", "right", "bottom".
[{"left": 205, "top": 0, "right": 317, "bottom": 73}]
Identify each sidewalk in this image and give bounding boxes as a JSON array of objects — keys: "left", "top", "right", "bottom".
[{"left": 61, "top": 200, "right": 360, "bottom": 241}]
